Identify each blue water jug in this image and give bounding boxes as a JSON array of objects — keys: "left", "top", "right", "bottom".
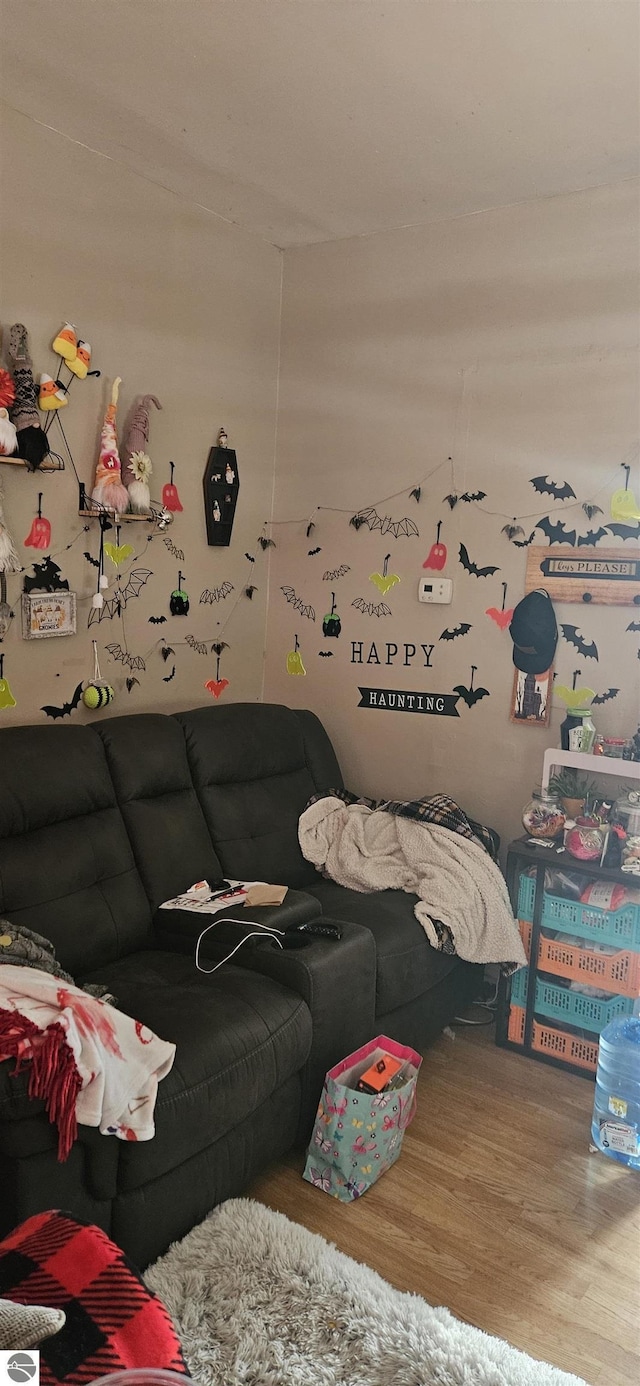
[{"left": 591, "top": 1015, "right": 640, "bottom": 1169}]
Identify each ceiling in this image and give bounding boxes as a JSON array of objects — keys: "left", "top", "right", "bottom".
[{"left": 2, "top": 1, "right": 638, "bottom": 248}]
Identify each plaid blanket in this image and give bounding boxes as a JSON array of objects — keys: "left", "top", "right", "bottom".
[
  {"left": 307, "top": 789, "right": 499, "bottom": 861},
  {"left": 0, "top": 1211, "right": 187, "bottom": 1381}
]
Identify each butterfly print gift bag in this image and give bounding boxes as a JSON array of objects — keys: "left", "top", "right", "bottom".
[{"left": 303, "top": 1034, "right": 422, "bottom": 1202}]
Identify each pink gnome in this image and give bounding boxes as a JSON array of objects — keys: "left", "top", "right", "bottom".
[{"left": 91, "top": 377, "right": 129, "bottom": 514}]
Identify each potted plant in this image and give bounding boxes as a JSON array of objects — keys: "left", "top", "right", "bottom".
[{"left": 547, "top": 768, "right": 596, "bottom": 820}]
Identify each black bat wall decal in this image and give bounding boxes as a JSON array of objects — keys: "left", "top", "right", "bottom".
[
  {"left": 323, "top": 565, "right": 351, "bottom": 581},
  {"left": 162, "top": 665, "right": 176, "bottom": 682},
  {"left": 351, "top": 597, "right": 392, "bottom": 617},
  {"left": 148, "top": 615, "right": 167, "bottom": 624},
  {"left": 513, "top": 530, "right": 537, "bottom": 548},
  {"left": 306, "top": 522, "right": 315, "bottom": 537},
  {"left": 281, "top": 586, "right": 316, "bottom": 620},
  {"left": 42, "top": 682, "right": 83, "bottom": 720},
  {"left": 318, "top": 650, "right": 335, "bottom": 657},
  {"left": 453, "top": 665, "right": 490, "bottom": 709},
  {"left": 592, "top": 688, "right": 619, "bottom": 704},
  {"left": 409, "top": 487, "right": 421, "bottom": 503},
  {"left": 245, "top": 552, "right": 255, "bottom": 563},
  {"left": 83, "top": 551, "right": 100, "bottom": 568},
  {"left": 530, "top": 476, "right": 576, "bottom": 501},
  {"left": 607, "top": 522, "right": 640, "bottom": 541},
  {"left": 561, "top": 625, "right": 599, "bottom": 660},
  {"left": 537, "top": 517, "right": 577, "bottom": 546},
  {"left": 458, "top": 544, "right": 499, "bottom": 578},
  {"left": 440, "top": 623, "right": 472, "bottom": 641},
  {"left": 460, "top": 490, "right": 487, "bottom": 502},
  {"left": 577, "top": 528, "right": 608, "bottom": 547},
  {"left": 626, "top": 620, "right": 640, "bottom": 632},
  {"left": 308, "top": 547, "right": 322, "bottom": 555}
]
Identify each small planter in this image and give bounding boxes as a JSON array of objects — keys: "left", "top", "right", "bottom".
[{"left": 561, "top": 797, "right": 585, "bottom": 820}]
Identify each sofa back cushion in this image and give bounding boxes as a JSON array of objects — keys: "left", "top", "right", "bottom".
[
  {"left": 93, "top": 714, "right": 223, "bottom": 910},
  {"left": 0, "top": 726, "right": 151, "bottom": 974},
  {"left": 176, "top": 704, "right": 343, "bottom": 887}
]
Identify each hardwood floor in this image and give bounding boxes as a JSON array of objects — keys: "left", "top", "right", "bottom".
[{"left": 250, "top": 1019, "right": 640, "bottom": 1385}]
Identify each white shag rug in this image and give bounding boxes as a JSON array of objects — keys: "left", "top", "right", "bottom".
[{"left": 146, "top": 1198, "right": 587, "bottom": 1386}]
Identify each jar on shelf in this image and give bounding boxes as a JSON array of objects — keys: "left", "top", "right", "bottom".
[
  {"left": 602, "top": 737, "right": 626, "bottom": 759},
  {"left": 561, "top": 708, "right": 596, "bottom": 752},
  {"left": 522, "top": 790, "right": 566, "bottom": 840},
  {"left": 564, "top": 817, "right": 606, "bottom": 862}
]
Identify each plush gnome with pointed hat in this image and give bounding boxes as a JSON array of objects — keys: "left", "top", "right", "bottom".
[
  {"left": 91, "top": 378, "right": 129, "bottom": 513},
  {"left": 121, "top": 393, "right": 161, "bottom": 514}
]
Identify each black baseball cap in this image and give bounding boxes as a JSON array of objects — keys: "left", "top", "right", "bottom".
[{"left": 509, "top": 589, "right": 558, "bottom": 673}]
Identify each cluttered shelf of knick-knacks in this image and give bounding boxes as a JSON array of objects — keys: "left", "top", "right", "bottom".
[
  {"left": 78, "top": 506, "right": 155, "bottom": 522},
  {"left": 509, "top": 835, "right": 638, "bottom": 887}
]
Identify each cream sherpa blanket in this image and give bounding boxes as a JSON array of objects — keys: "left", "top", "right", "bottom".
[{"left": 299, "top": 797, "right": 526, "bottom": 968}]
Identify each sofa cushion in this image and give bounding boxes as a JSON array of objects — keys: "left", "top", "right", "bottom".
[
  {"left": 0, "top": 726, "right": 152, "bottom": 974},
  {"left": 92, "top": 715, "right": 223, "bottom": 911},
  {"left": 305, "top": 883, "right": 459, "bottom": 1014},
  {"left": 177, "top": 704, "right": 343, "bottom": 889},
  {"left": 80, "top": 950, "right": 312, "bottom": 1191}
]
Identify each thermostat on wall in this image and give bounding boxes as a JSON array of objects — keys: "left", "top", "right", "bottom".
[{"left": 418, "top": 577, "right": 453, "bottom": 604}]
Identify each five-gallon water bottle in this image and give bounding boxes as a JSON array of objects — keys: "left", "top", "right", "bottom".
[{"left": 591, "top": 1014, "right": 640, "bottom": 1169}]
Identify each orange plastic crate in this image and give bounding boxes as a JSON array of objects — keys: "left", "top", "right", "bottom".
[
  {"left": 507, "top": 1004, "right": 599, "bottom": 1073},
  {"left": 537, "top": 933, "right": 640, "bottom": 999},
  {"left": 519, "top": 920, "right": 532, "bottom": 958}
]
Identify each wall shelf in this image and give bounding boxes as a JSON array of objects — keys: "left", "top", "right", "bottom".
[
  {"left": 541, "top": 748, "right": 640, "bottom": 793},
  {"left": 1, "top": 454, "right": 64, "bottom": 473},
  {"left": 78, "top": 507, "right": 154, "bottom": 522}
]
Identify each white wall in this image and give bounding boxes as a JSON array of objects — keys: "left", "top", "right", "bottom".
[{"left": 264, "top": 181, "right": 640, "bottom": 847}]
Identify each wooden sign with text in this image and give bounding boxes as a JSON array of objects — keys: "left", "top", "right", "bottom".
[{"left": 525, "top": 547, "right": 640, "bottom": 606}]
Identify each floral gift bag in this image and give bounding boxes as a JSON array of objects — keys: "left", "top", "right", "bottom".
[{"left": 303, "top": 1034, "right": 422, "bottom": 1201}]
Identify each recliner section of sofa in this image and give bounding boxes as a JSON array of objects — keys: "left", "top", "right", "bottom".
[{"left": 1, "top": 702, "right": 485, "bottom": 1266}]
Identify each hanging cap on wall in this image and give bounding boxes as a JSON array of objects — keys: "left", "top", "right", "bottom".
[{"left": 509, "top": 589, "right": 558, "bottom": 673}]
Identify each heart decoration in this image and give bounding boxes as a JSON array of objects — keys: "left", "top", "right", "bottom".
[
  {"left": 369, "top": 554, "right": 400, "bottom": 596},
  {"left": 205, "top": 678, "right": 229, "bottom": 699},
  {"left": 485, "top": 582, "right": 514, "bottom": 631},
  {"left": 104, "top": 541, "right": 134, "bottom": 566}
]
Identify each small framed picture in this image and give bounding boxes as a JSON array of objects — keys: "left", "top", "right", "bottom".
[
  {"left": 510, "top": 665, "right": 553, "bottom": 728},
  {"left": 22, "top": 591, "right": 77, "bottom": 640}
]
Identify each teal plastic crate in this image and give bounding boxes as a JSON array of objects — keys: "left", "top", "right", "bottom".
[
  {"left": 542, "top": 894, "right": 640, "bottom": 950},
  {"left": 516, "top": 872, "right": 640, "bottom": 950},
  {"left": 517, "top": 873, "right": 535, "bottom": 922},
  {"left": 509, "top": 967, "right": 633, "bottom": 1032}
]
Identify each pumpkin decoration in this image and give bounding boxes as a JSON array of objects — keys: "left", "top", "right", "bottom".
[
  {"left": 423, "top": 521, "right": 447, "bottom": 571},
  {"left": 24, "top": 494, "right": 51, "bottom": 550},
  {"left": 286, "top": 634, "right": 306, "bottom": 676}
]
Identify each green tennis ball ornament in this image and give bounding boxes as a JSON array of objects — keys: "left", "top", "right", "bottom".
[{"left": 82, "top": 681, "right": 115, "bottom": 710}]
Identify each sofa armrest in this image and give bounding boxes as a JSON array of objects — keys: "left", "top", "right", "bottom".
[
  {"left": 153, "top": 888, "right": 321, "bottom": 960},
  {"left": 237, "top": 921, "right": 377, "bottom": 1141}
]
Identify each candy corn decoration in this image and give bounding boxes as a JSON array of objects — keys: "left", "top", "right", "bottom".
[
  {"left": 162, "top": 461, "right": 183, "bottom": 512},
  {"left": 52, "top": 323, "right": 78, "bottom": 361},
  {"left": 67, "top": 340, "right": 92, "bottom": 379},
  {"left": 24, "top": 493, "right": 52, "bottom": 550},
  {"left": 0, "top": 654, "right": 16, "bottom": 711},
  {"left": 38, "top": 374, "right": 67, "bottom": 411},
  {"left": 91, "top": 377, "right": 130, "bottom": 513},
  {"left": 286, "top": 634, "right": 306, "bottom": 676}
]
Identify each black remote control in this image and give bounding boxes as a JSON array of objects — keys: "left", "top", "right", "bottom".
[{"left": 290, "top": 920, "right": 343, "bottom": 940}]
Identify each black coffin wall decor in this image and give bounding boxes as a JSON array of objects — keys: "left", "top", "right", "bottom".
[{"left": 203, "top": 430, "right": 239, "bottom": 547}]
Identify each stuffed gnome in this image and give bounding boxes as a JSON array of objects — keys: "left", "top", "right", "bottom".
[{"left": 91, "top": 378, "right": 129, "bottom": 513}]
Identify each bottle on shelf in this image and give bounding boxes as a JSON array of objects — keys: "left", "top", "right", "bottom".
[{"left": 591, "top": 1013, "right": 640, "bottom": 1169}]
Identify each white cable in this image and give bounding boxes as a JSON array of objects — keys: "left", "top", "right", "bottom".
[{"left": 195, "top": 916, "right": 284, "bottom": 975}]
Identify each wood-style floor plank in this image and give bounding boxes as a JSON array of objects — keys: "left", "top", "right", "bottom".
[{"left": 250, "top": 1021, "right": 640, "bottom": 1386}]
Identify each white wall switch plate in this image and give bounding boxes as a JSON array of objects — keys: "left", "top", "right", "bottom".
[{"left": 418, "top": 576, "right": 453, "bottom": 604}]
